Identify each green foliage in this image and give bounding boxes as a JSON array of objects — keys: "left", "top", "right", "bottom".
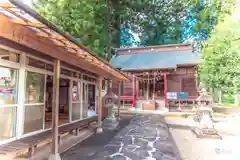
[
  {"left": 199, "top": 1, "right": 240, "bottom": 93},
  {"left": 222, "top": 93, "right": 235, "bottom": 104},
  {"left": 35, "top": 0, "right": 194, "bottom": 58},
  {"left": 120, "top": 0, "right": 190, "bottom": 45},
  {"left": 35, "top": 0, "right": 108, "bottom": 58},
  {"left": 34, "top": 0, "right": 236, "bottom": 60}
]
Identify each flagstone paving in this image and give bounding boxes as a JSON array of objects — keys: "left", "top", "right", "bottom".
[{"left": 62, "top": 115, "right": 181, "bottom": 160}]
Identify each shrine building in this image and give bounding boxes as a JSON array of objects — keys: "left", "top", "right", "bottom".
[{"left": 110, "top": 43, "right": 200, "bottom": 110}]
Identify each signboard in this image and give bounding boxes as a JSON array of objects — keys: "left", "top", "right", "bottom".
[
  {"left": 167, "top": 92, "right": 178, "bottom": 100},
  {"left": 0, "top": 89, "right": 14, "bottom": 94},
  {"left": 167, "top": 92, "right": 189, "bottom": 100},
  {"left": 0, "top": 67, "right": 11, "bottom": 86},
  {"left": 72, "top": 86, "right": 78, "bottom": 101},
  {"left": 177, "top": 92, "right": 189, "bottom": 100}
]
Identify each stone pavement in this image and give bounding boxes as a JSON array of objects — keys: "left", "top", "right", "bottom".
[{"left": 62, "top": 114, "right": 181, "bottom": 160}]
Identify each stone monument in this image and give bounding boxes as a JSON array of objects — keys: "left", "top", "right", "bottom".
[
  {"left": 192, "top": 86, "right": 222, "bottom": 139},
  {"left": 102, "top": 81, "right": 119, "bottom": 130}
]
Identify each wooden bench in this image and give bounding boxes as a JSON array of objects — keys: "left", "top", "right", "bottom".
[
  {"left": 0, "top": 116, "right": 97, "bottom": 159},
  {"left": 59, "top": 116, "right": 97, "bottom": 139}
]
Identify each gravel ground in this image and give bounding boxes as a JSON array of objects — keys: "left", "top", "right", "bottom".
[{"left": 166, "top": 117, "right": 240, "bottom": 160}]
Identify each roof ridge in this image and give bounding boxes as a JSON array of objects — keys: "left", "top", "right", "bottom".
[{"left": 117, "top": 43, "right": 192, "bottom": 52}]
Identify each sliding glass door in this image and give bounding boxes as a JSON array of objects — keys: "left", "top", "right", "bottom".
[
  {"left": 0, "top": 66, "right": 18, "bottom": 142},
  {"left": 24, "top": 71, "right": 45, "bottom": 134}
]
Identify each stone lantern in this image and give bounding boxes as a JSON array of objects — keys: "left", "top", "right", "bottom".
[
  {"left": 192, "top": 85, "right": 221, "bottom": 139},
  {"left": 102, "top": 80, "right": 119, "bottom": 130}
]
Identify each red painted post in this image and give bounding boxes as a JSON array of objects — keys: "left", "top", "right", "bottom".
[
  {"left": 163, "top": 72, "right": 167, "bottom": 107},
  {"left": 132, "top": 75, "right": 136, "bottom": 108}
]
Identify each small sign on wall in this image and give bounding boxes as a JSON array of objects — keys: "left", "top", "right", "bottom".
[
  {"left": 167, "top": 92, "right": 178, "bottom": 100},
  {"left": 177, "top": 92, "right": 189, "bottom": 100},
  {"left": 167, "top": 92, "right": 189, "bottom": 100}
]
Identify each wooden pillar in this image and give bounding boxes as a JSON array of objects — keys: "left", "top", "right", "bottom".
[
  {"left": 147, "top": 73, "right": 149, "bottom": 100},
  {"left": 49, "top": 60, "right": 61, "bottom": 160},
  {"left": 132, "top": 75, "right": 136, "bottom": 108},
  {"left": 97, "top": 76, "right": 103, "bottom": 133},
  {"left": 136, "top": 78, "right": 139, "bottom": 99},
  {"left": 163, "top": 72, "right": 167, "bottom": 107},
  {"left": 117, "top": 81, "right": 121, "bottom": 119},
  {"left": 153, "top": 72, "right": 155, "bottom": 100}
]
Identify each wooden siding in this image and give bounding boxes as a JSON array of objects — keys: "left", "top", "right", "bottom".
[
  {"left": 167, "top": 67, "right": 197, "bottom": 97},
  {"left": 119, "top": 66, "right": 197, "bottom": 98}
]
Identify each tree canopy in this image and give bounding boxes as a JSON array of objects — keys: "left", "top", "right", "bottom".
[
  {"left": 35, "top": 0, "right": 108, "bottom": 58},
  {"left": 199, "top": 0, "right": 240, "bottom": 92},
  {"left": 34, "top": 0, "right": 233, "bottom": 59}
]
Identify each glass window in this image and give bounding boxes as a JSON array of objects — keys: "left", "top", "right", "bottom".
[
  {"left": 61, "top": 68, "right": 71, "bottom": 76},
  {"left": 82, "top": 83, "right": 89, "bottom": 119},
  {"left": 25, "top": 71, "right": 45, "bottom": 104},
  {"left": 72, "top": 81, "right": 79, "bottom": 101},
  {"left": 82, "top": 83, "right": 86, "bottom": 101},
  {"left": 24, "top": 105, "right": 44, "bottom": 134},
  {"left": 72, "top": 81, "right": 81, "bottom": 121},
  {"left": 0, "top": 48, "right": 20, "bottom": 63},
  {"left": 72, "top": 103, "right": 80, "bottom": 121},
  {"left": 88, "top": 84, "right": 95, "bottom": 106},
  {"left": 0, "top": 66, "right": 18, "bottom": 105},
  {"left": 27, "top": 57, "right": 46, "bottom": 70},
  {"left": 82, "top": 102, "right": 88, "bottom": 119},
  {"left": 0, "top": 107, "right": 16, "bottom": 141},
  {"left": 46, "top": 64, "right": 53, "bottom": 72}
]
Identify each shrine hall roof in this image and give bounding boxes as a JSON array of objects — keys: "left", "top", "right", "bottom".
[{"left": 110, "top": 44, "right": 200, "bottom": 71}]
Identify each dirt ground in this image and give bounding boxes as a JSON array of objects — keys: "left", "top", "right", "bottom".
[{"left": 166, "top": 116, "right": 240, "bottom": 160}]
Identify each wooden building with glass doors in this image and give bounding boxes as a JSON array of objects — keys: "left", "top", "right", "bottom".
[{"left": 0, "top": 0, "right": 127, "bottom": 159}]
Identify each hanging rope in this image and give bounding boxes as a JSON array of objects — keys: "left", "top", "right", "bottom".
[{"left": 135, "top": 75, "right": 163, "bottom": 82}]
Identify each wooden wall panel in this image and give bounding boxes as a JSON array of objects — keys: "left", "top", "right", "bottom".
[
  {"left": 167, "top": 75, "right": 182, "bottom": 92},
  {"left": 167, "top": 67, "right": 197, "bottom": 97},
  {"left": 123, "top": 80, "right": 133, "bottom": 96}
]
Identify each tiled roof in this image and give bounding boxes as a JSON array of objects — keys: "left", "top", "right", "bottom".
[{"left": 110, "top": 48, "right": 199, "bottom": 70}]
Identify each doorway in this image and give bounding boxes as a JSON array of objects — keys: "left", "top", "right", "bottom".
[
  {"left": 45, "top": 75, "right": 70, "bottom": 128},
  {"left": 82, "top": 82, "right": 96, "bottom": 119}
]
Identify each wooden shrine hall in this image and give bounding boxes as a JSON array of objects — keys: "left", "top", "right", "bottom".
[{"left": 111, "top": 43, "right": 200, "bottom": 110}]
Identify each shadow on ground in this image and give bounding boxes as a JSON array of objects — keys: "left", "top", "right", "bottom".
[
  {"left": 61, "top": 115, "right": 133, "bottom": 160},
  {"left": 62, "top": 114, "right": 181, "bottom": 160}
]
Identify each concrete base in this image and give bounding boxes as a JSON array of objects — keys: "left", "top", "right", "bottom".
[
  {"left": 96, "top": 127, "right": 103, "bottom": 133},
  {"left": 117, "top": 116, "right": 121, "bottom": 121},
  {"left": 192, "top": 127, "right": 222, "bottom": 140},
  {"left": 48, "top": 153, "right": 61, "bottom": 160},
  {"left": 102, "top": 117, "right": 119, "bottom": 130}
]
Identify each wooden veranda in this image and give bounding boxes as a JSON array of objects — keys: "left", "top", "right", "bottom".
[{"left": 0, "top": 0, "right": 127, "bottom": 159}]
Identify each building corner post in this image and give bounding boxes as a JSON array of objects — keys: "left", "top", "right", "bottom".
[
  {"left": 48, "top": 59, "right": 61, "bottom": 160},
  {"left": 96, "top": 76, "right": 103, "bottom": 133}
]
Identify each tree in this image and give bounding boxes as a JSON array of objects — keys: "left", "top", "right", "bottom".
[
  {"left": 120, "top": 0, "right": 190, "bottom": 46},
  {"left": 35, "top": 0, "right": 108, "bottom": 58},
  {"left": 35, "top": 0, "right": 230, "bottom": 59},
  {"left": 35, "top": 0, "right": 196, "bottom": 57},
  {"left": 199, "top": 0, "right": 240, "bottom": 93}
]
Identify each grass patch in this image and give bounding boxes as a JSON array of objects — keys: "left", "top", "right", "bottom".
[{"left": 222, "top": 93, "right": 235, "bottom": 104}]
